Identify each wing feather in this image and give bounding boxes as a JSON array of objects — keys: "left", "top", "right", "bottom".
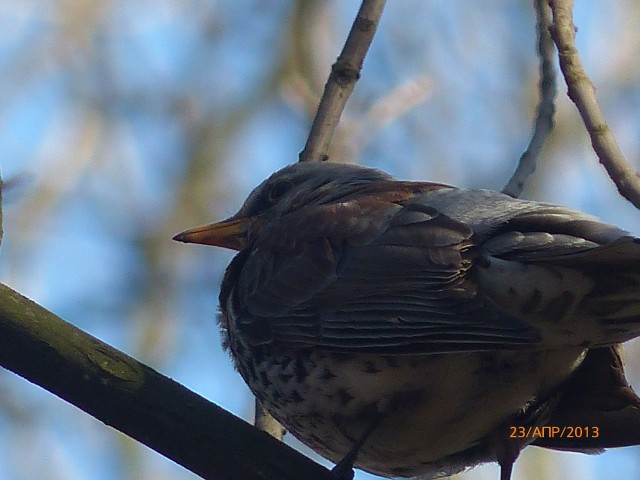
[{"left": 230, "top": 193, "right": 543, "bottom": 353}]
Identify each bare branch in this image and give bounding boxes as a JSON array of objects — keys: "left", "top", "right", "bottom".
[
  {"left": 548, "top": 0, "right": 640, "bottom": 208},
  {"left": 0, "top": 283, "right": 333, "bottom": 480},
  {"left": 503, "top": 0, "right": 557, "bottom": 198},
  {"left": 298, "top": 0, "right": 388, "bottom": 163}
]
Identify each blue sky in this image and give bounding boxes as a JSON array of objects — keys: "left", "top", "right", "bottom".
[{"left": 1, "top": 1, "right": 640, "bottom": 479}]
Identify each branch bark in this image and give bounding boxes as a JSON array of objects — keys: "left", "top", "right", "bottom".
[
  {"left": 0, "top": 282, "right": 333, "bottom": 480},
  {"left": 298, "top": 0, "right": 387, "bottom": 163},
  {"left": 503, "top": 0, "right": 557, "bottom": 198},
  {"left": 548, "top": 0, "right": 640, "bottom": 208}
]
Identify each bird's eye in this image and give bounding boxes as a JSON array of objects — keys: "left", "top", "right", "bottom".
[{"left": 267, "top": 179, "right": 294, "bottom": 204}]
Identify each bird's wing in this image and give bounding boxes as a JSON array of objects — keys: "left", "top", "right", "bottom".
[
  {"left": 227, "top": 187, "right": 635, "bottom": 353},
  {"left": 472, "top": 203, "right": 640, "bottom": 347},
  {"left": 534, "top": 345, "right": 640, "bottom": 451}
]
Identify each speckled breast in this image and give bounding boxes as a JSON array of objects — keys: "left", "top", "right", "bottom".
[{"left": 224, "top": 324, "right": 586, "bottom": 479}]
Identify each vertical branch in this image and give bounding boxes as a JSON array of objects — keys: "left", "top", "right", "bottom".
[
  {"left": 548, "top": 0, "right": 640, "bottom": 208},
  {"left": 503, "top": 0, "right": 557, "bottom": 198},
  {"left": 299, "top": 0, "right": 388, "bottom": 163},
  {"left": 260, "top": 0, "right": 388, "bottom": 441}
]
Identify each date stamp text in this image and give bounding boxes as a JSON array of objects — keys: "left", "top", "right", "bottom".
[{"left": 509, "top": 426, "right": 599, "bottom": 439}]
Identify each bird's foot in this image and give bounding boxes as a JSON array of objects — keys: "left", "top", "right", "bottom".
[{"left": 331, "top": 461, "right": 355, "bottom": 480}]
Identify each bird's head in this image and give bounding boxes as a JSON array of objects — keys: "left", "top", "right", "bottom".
[{"left": 172, "top": 162, "right": 393, "bottom": 250}]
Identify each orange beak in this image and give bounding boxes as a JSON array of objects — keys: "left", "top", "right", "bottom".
[{"left": 173, "top": 217, "right": 251, "bottom": 251}]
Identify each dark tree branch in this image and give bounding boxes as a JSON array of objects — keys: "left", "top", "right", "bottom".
[
  {"left": 0, "top": 282, "right": 333, "bottom": 480},
  {"left": 503, "top": 0, "right": 557, "bottom": 198},
  {"left": 548, "top": 0, "right": 640, "bottom": 208},
  {"left": 298, "top": 0, "right": 387, "bottom": 163}
]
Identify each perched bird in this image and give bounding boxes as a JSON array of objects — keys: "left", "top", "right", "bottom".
[{"left": 174, "top": 162, "right": 640, "bottom": 480}]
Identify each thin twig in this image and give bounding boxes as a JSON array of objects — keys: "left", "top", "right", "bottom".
[
  {"left": 548, "top": 0, "right": 640, "bottom": 208},
  {"left": 259, "top": 0, "right": 388, "bottom": 442},
  {"left": 503, "top": 0, "right": 557, "bottom": 198},
  {"left": 298, "top": 0, "right": 388, "bottom": 163}
]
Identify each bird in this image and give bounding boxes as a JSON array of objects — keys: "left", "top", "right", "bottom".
[{"left": 174, "top": 161, "right": 640, "bottom": 480}]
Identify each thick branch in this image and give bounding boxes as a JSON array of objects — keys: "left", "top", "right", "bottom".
[
  {"left": 503, "top": 0, "right": 557, "bottom": 198},
  {"left": 548, "top": 0, "right": 640, "bottom": 208},
  {"left": 0, "top": 283, "right": 332, "bottom": 480},
  {"left": 298, "top": 0, "right": 387, "bottom": 163}
]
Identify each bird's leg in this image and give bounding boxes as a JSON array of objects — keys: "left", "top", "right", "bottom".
[
  {"left": 495, "top": 394, "right": 560, "bottom": 480},
  {"left": 494, "top": 427, "right": 522, "bottom": 480},
  {"left": 331, "top": 414, "right": 384, "bottom": 480},
  {"left": 498, "top": 451, "right": 516, "bottom": 480},
  {"left": 332, "top": 390, "right": 423, "bottom": 479}
]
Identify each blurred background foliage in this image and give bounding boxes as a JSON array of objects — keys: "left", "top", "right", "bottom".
[{"left": 1, "top": 1, "right": 640, "bottom": 479}]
